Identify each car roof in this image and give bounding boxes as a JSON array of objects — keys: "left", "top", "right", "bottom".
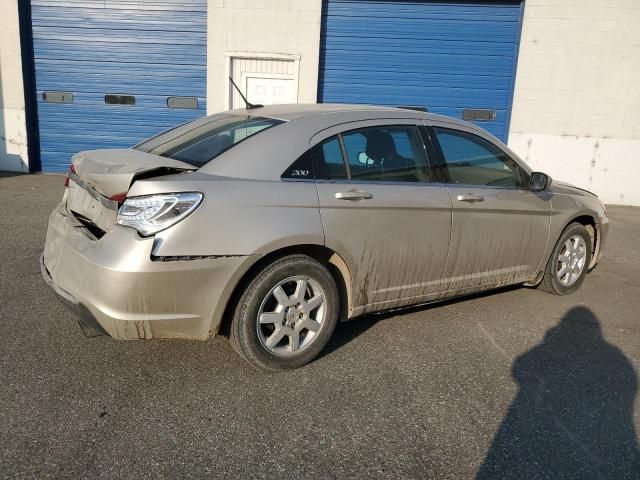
[
  {"left": 227, "top": 103, "right": 471, "bottom": 128},
  {"left": 199, "top": 102, "right": 511, "bottom": 181}
]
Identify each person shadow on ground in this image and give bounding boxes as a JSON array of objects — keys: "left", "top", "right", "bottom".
[{"left": 477, "top": 306, "right": 640, "bottom": 479}]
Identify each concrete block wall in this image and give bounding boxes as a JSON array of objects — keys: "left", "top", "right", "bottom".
[
  {"left": 0, "top": 0, "right": 29, "bottom": 172},
  {"left": 508, "top": 0, "right": 640, "bottom": 205},
  {"left": 207, "top": 0, "right": 322, "bottom": 114}
]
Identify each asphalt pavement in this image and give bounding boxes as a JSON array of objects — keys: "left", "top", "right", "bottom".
[{"left": 1, "top": 172, "right": 639, "bottom": 479}]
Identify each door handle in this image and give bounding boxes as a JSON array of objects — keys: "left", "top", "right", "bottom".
[
  {"left": 456, "top": 193, "right": 485, "bottom": 203},
  {"left": 335, "top": 190, "right": 373, "bottom": 201}
]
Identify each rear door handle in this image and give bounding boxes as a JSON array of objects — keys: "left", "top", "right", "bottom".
[
  {"left": 456, "top": 193, "right": 485, "bottom": 203},
  {"left": 335, "top": 190, "right": 373, "bottom": 201}
]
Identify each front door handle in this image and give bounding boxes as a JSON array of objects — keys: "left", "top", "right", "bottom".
[
  {"left": 335, "top": 190, "right": 373, "bottom": 201},
  {"left": 456, "top": 193, "right": 485, "bottom": 203}
]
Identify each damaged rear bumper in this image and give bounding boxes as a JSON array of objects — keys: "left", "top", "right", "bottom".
[
  {"left": 40, "top": 254, "right": 109, "bottom": 337},
  {"left": 41, "top": 202, "right": 255, "bottom": 340}
]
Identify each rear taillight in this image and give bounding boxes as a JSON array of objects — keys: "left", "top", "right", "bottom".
[
  {"left": 109, "top": 192, "right": 128, "bottom": 202},
  {"left": 117, "top": 192, "right": 203, "bottom": 236}
]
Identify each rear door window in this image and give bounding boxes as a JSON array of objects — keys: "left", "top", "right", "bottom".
[
  {"left": 341, "top": 126, "right": 430, "bottom": 182},
  {"left": 135, "top": 115, "right": 283, "bottom": 167}
]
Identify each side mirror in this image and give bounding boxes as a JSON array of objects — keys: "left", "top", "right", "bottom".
[{"left": 529, "top": 172, "right": 551, "bottom": 192}]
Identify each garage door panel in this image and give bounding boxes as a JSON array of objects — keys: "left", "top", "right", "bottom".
[
  {"left": 31, "top": 0, "right": 206, "bottom": 13},
  {"left": 37, "top": 109, "right": 200, "bottom": 132},
  {"left": 32, "top": 26, "right": 206, "bottom": 45},
  {"left": 324, "top": 21, "right": 519, "bottom": 43},
  {"left": 323, "top": 37, "right": 518, "bottom": 57},
  {"left": 30, "top": 40, "right": 205, "bottom": 65},
  {"left": 321, "top": 84, "right": 510, "bottom": 108},
  {"left": 321, "top": 70, "right": 513, "bottom": 90},
  {"left": 319, "top": 0, "right": 522, "bottom": 141},
  {"left": 34, "top": 66, "right": 205, "bottom": 97},
  {"left": 37, "top": 114, "right": 197, "bottom": 135},
  {"left": 325, "top": 3, "right": 520, "bottom": 27},
  {"left": 34, "top": 60, "right": 207, "bottom": 78},
  {"left": 322, "top": 54, "right": 519, "bottom": 77},
  {"left": 36, "top": 102, "right": 200, "bottom": 157},
  {"left": 324, "top": 17, "right": 518, "bottom": 29},
  {"left": 32, "top": 4, "right": 206, "bottom": 22},
  {"left": 32, "top": 12, "right": 206, "bottom": 34},
  {"left": 326, "top": 0, "right": 518, "bottom": 16},
  {"left": 32, "top": 0, "right": 207, "bottom": 172}
]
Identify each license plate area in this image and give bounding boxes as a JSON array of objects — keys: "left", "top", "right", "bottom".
[{"left": 66, "top": 179, "right": 118, "bottom": 233}]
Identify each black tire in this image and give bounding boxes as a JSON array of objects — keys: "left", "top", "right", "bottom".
[
  {"left": 229, "top": 254, "right": 339, "bottom": 371},
  {"left": 538, "top": 222, "right": 592, "bottom": 295}
]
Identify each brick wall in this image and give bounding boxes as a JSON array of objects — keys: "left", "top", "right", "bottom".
[{"left": 509, "top": 0, "right": 640, "bottom": 205}]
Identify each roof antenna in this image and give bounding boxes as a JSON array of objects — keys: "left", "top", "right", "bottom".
[{"left": 229, "top": 77, "right": 263, "bottom": 110}]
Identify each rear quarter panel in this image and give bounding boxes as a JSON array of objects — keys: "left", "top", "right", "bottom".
[{"left": 127, "top": 173, "right": 324, "bottom": 257}]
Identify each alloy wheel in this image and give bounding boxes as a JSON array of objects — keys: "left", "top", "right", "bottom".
[
  {"left": 556, "top": 235, "right": 587, "bottom": 286},
  {"left": 256, "top": 276, "right": 326, "bottom": 356}
]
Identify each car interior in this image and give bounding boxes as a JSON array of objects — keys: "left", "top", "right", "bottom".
[{"left": 312, "top": 126, "right": 430, "bottom": 183}]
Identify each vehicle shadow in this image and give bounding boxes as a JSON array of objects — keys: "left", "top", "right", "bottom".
[{"left": 477, "top": 306, "right": 640, "bottom": 479}]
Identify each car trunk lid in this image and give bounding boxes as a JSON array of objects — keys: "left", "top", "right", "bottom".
[
  {"left": 65, "top": 149, "right": 196, "bottom": 235},
  {"left": 72, "top": 149, "right": 196, "bottom": 198}
]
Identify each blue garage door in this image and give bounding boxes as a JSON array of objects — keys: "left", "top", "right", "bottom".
[
  {"left": 31, "top": 0, "right": 207, "bottom": 172},
  {"left": 319, "top": 0, "right": 523, "bottom": 141}
]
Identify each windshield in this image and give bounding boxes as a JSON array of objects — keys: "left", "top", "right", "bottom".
[{"left": 134, "top": 115, "right": 283, "bottom": 167}]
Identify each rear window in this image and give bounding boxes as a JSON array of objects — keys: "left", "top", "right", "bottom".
[{"left": 134, "top": 115, "right": 283, "bottom": 167}]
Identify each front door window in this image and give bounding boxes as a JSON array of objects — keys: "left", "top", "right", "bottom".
[{"left": 432, "top": 127, "right": 526, "bottom": 188}]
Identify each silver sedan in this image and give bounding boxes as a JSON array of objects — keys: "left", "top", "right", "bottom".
[{"left": 41, "top": 104, "right": 609, "bottom": 370}]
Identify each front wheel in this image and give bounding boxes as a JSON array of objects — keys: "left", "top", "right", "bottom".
[
  {"left": 538, "top": 222, "right": 592, "bottom": 295},
  {"left": 230, "top": 254, "right": 339, "bottom": 371}
]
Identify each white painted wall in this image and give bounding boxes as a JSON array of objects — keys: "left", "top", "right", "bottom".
[
  {"left": 0, "top": 0, "right": 29, "bottom": 172},
  {"left": 207, "top": 0, "right": 322, "bottom": 114},
  {"left": 509, "top": 0, "right": 640, "bottom": 205}
]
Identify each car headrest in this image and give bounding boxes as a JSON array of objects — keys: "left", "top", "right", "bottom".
[{"left": 365, "top": 131, "right": 396, "bottom": 161}]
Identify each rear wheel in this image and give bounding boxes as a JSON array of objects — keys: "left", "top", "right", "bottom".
[
  {"left": 538, "top": 222, "right": 592, "bottom": 295},
  {"left": 230, "top": 254, "right": 339, "bottom": 371}
]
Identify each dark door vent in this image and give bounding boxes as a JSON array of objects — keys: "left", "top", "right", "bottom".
[
  {"left": 105, "top": 94, "right": 135, "bottom": 106},
  {"left": 462, "top": 109, "right": 496, "bottom": 122}
]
